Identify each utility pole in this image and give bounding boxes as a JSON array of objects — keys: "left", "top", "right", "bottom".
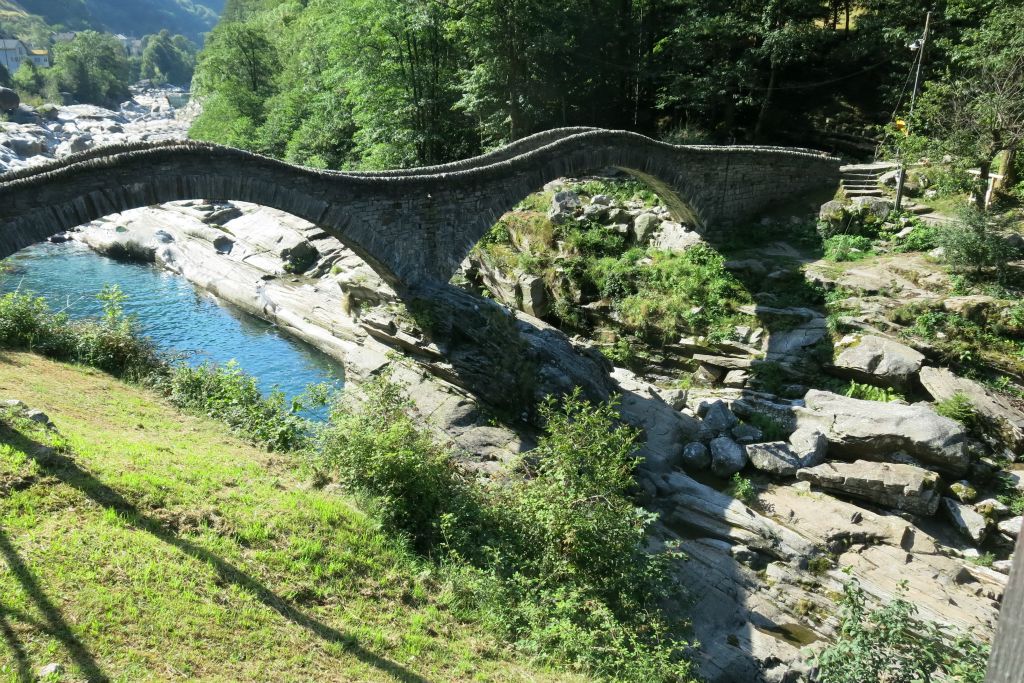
[{"left": 895, "top": 10, "right": 931, "bottom": 212}]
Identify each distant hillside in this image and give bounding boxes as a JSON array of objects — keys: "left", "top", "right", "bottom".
[{"left": 10, "top": 0, "right": 222, "bottom": 42}]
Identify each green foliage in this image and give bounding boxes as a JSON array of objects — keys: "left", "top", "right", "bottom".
[
  {"left": 311, "top": 382, "right": 695, "bottom": 681},
  {"left": 49, "top": 31, "right": 131, "bottom": 107},
  {"left": 572, "top": 179, "right": 659, "bottom": 206},
  {"left": 746, "top": 412, "right": 788, "bottom": 441},
  {"left": 937, "top": 208, "right": 1014, "bottom": 280},
  {"left": 162, "top": 361, "right": 318, "bottom": 452},
  {"left": 995, "top": 474, "right": 1024, "bottom": 517},
  {"left": 844, "top": 381, "right": 904, "bottom": 403},
  {"left": 824, "top": 234, "right": 874, "bottom": 262},
  {"left": 140, "top": 30, "right": 197, "bottom": 85},
  {"left": 935, "top": 392, "right": 980, "bottom": 430},
  {"left": 814, "top": 578, "right": 989, "bottom": 683},
  {"left": 0, "top": 289, "right": 158, "bottom": 378},
  {"left": 591, "top": 244, "right": 754, "bottom": 343},
  {"left": 728, "top": 473, "right": 756, "bottom": 504},
  {"left": 893, "top": 224, "right": 941, "bottom": 253}
]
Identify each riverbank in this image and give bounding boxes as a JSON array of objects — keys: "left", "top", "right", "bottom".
[{"left": 0, "top": 351, "right": 577, "bottom": 682}]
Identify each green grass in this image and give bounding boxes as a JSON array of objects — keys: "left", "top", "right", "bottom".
[{"left": 0, "top": 352, "right": 574, "bottom": 682}]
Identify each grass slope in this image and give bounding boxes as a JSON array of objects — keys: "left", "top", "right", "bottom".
[{"left": 0, "top": 352, "right": 568, "bottom": 682}]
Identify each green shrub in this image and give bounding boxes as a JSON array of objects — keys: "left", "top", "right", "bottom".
[
  {"left": 0, "top": 287, "right": 160, "bottom": 379},
  {"left": 935, "top": 392, "right": 980, "bottom": 430},
  {"left": 824, "top": 234, "right": 874, "bottom": 262},
  {"left": 814, "top": 578, "right": 988, "bottom": 683},
  {"left": 938, "top": 208, "right": 1014, "bottom": 279},
  {"left": 893, "top": 222, "right": 941, "bottom": 253},
  {"left": 164, "top": 361, "right": 317, "bottom": 451},
  {"left": 844, "top": 381, "right": 905, "bottom": 402},
  {"left": 728, "top": 473, "right": 756, "bottom": 504},
  {"left": 312, "top": 382, "right": 695, "bottom": 681}
]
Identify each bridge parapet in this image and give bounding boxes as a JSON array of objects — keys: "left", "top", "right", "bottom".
[{"left": 0, "top": 129, "right": 840, "bottom": 288}]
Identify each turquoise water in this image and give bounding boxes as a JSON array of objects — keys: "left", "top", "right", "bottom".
[{"left": 1, "top": 241, "right": 344, "bottom": 405}]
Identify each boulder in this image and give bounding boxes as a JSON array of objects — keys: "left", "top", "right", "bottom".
[
  {"left": 797, "top": 460, "right": 942, "bottom": 516},
  {"left": 789, "top": 427, "right": 827, "bottom": 468},
  {"left": 0, "top": 87, "right": 19, "bottom": 112},
  {"left": 731, "top": 423, "right": 762, "bottom": 444},
  {"left": 703, "top": 400, "right": 738, "bottom": 433},
  {"left": 747, "top": 442, "right": 802, "bottom": 477},
  {"left": 942, "top": 295, "right": 996, "bottom": 322},
  {"left": 851, "top": 196, "right": 891, "bottom": 221},
  {"left": 517, "top": 274, "right": 547, "bottom": 318},
  {"left": 765, "top": 317, "right": 828, "bottom": 362},
  {"left": 919, "top": 366, "right": 1024, "bottom": 454},
  {"left": 632, "top": 213, "right": 661, "bottom": 244},
  {"left": 723, "top": 370, "right": 749, "bottom": 388},
  {"left": 548, "top": 190, "right": 581, "bottom": 224},
  {"left": 681, "top": 442, "right": 710, "bottom": 470},
  {"left": 710, "top": 436, "right": 747, "bottom": 477},
  {"left": 796, "top": 390, "right": 970, "bottom": 475},
  {"left": 941, "top": 498, "right": 989, "bottom": 545},
  {"left": 999, "top": 516, "right": 1022, "bottom": 539},
  {"left": 831, "top": 335, "right": 925, "bottom": 391},
  {"left": 949, "top": 480, "right": 978, "bottom": 504}
]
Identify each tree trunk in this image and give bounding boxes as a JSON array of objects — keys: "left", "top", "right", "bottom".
[
  {"left": 997, "top": 147, "right": 1018, "bottom": 191},
  {"left": 754, "top": 63, "right": 777, "bottom": 142},
  {"left": 976, "top": 159, "right": 992, "bottom": 210}
]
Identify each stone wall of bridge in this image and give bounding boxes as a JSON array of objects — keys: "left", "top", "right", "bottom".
[{"left": 0, "top": 129, "right": 841, "bottom": 289}]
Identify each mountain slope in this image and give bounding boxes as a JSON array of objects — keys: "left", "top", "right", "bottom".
[
  {"left": 16, "top": 0, "right": 221, "bottom": 41},
  {"left": 0, "top": 352, "right": 568, "bottom": 682}
]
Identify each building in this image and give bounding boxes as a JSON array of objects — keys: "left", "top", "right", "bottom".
[
  {"left": 0, "top": 39, "right": 29, "bottom": 75},
  {"left": 114, "top": 34, "right": 144, "bottom": 58},
  {"left": 29, "top": 49, "right": 49, "bottom": 68}
]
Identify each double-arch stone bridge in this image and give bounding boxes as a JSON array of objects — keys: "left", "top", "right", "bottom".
[{"left": 0, "top": 127, "right": 840, "bottom": 289}]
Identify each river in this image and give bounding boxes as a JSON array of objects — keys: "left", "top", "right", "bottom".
[{"left": 0, "top": 241, "right": 344, "bottom": 404}]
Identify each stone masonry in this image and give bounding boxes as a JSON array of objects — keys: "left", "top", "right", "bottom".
[{"left": 0, "top": 128, "right": 840, "bottom": 289}]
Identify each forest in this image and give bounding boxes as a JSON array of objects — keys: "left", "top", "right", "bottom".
[{"left": 193, "top": 0, "right": 1022, "bottom": 181}]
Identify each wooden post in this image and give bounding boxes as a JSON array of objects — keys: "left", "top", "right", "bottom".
[{"left": 986, "top": 529, "right": 1024, "bottom": 682}]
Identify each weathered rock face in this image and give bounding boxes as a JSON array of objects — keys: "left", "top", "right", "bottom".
[
  {"left": 919, "top": 366, "right": 1024, "bottom": 455},
  {"left": 797, "top": 390, "right": 970, "bottom": 475},
  {"left": 747, "top": 442, "right": 802, "bottom": 477},
  {"left": 548, "top": 190, "right": 581, "bottom": 223},
  {"left": 941, "top": 498, "right": 990, "bottom": 544},
  {"left": 710, "top": 436, "right": 747, "bottom": 477},
  {"left": 831, "top": 334, "right": 925, "bottom": 390},
  {"left": 797, "top": 460, "right": 942, "bottom": 515}
]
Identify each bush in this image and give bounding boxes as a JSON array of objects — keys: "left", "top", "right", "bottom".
[
  {"left": 728, "top": 473, "right": 756, "bottom": 503},
  {"left": 893, "top": 222, "right": 941, "bottom": 253},
  {"left": 935, "top": 392, "right": 980, "bottom": 430},
  {"left": 312, "top": 381, "right": 695, "bottom": 681},
  {"left": 814, "top": 578, "right": 988, "bottom": 683},
  {"left": 938, "top": 208, "right": 1014, "bottom": 279},
  {"left": 824, "top": 234, "right": 874, "bottom": 261},
  {"left": 844, "top": 381, "right": 904, "bottom": 403},
  {"left": 0, "top": 287, "right": 159, "bottom": 379},
  {"left": 164, "top": 361, "right": 316, "bottom": 452}
]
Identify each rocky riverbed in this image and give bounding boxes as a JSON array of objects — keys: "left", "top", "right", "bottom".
[{"left": 2, "top": 94, "right": 1019, "bottom": 681}]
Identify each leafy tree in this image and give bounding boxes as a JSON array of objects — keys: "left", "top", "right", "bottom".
[
  {"left": 49, "top": 31, "right": 131, "bottom": 107},
  {"left": 913, "top": 3, "right": 1024, "bottom": 206},
  {"left": 12, "top": 61, "right": 48, "bottom": 99},
  {"left": 141, "top": 30, "right": 198, "bottom": 85}
]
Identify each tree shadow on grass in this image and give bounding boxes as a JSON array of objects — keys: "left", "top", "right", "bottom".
[{"left": 0, "top": 425, "right": 428, "bottom": 683}]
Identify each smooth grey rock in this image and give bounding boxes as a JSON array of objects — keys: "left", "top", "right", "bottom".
[
  {"left": 851, "top": 196, "right": 892, "bottom": 221},
  {"left": 747, "top": 442, "right": 801, "bottom": 477},
  {"left": 831, "top": 335, "right": 925, "bottom": 390},
  {"left": 704, "top": 400, "right": 739, "bottom": 433},
  {"left": 942, "top": 498, "right": 989, "bottom": 544},
  {"left": 710, "top": 436, "right": 747, "bottom": 477},
  {"left": 731, "top": 423, "right": 763, "bottom": 444},
  {"left": 999, "top": 516, "right": 1022, "bottom": 539},
  {"left": 1, "top": 399, "right": 26, "bottom": 411},
  {"left": 25, "top": 409, "right": 51, "bottom": 425},
  {"left": 797, "top": 390, "right": 970, "bottom": 475},
  {"left": 652, "top": 221, "right": 702, "bottom": 252},
  {"left": 975, "top": 498, "right": 1010, "bottom": 518},
  {"left": 789, "top": 427, "right": 827, "bottom": 467},
  {"left": 548, "top": 190, "right": 581, "bottom": 223},
  {"left": 632, "top": 212, "right": 661, "bottom": 244},
  {"left": 919, "top": 366, "right": 1024, "bottom": 454},
  {"left": 681, "top": 442, "right": 710, "bottom": 470},
  {"left": 797, "top": 460, "right": 942, "bottom": 516},
  {"left": 993, "top": 560, "right": 1013, "bottom": 575},
  {"left": 765, "top": 318, "right": 827, "bottom": 362},
  {"left": 723, "top": 369, "right": 749, "bottom": 388},
  {"left": 37, "top": 663, "right": 62, "bottom": 678}
]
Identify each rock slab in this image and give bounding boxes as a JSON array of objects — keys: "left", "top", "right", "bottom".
[{"left": 797, "top": 460, "right": 942, "bottom": 515}]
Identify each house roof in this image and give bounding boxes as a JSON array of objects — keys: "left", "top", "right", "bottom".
[
  {"left": 0, "top": 39, "right": 26, "bottom": 51},
  {"left": 30, "top": 49, "right": 47, "bottom": 56}
]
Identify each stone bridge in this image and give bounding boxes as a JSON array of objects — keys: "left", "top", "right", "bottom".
[{"left": 0, "top": 128, "right": 840, "bottom": 289}]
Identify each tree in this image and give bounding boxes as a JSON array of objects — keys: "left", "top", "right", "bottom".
[
  {"left": 193, "top": 22, "right": 278, "bottom": 125},
  {"left": 49, "top": 31, "right": 131, "bottom": 107},
  {"left": 141, "top": 30, "right": 197, "bottom": 85},
  {"left": 914, "top": 3, "right": 1024, "bottom": 206},
  {"left": 12, "top": 61, "right": 48, "bottom": 99}
]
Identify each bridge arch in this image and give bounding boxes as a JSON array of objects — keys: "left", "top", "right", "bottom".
[{"left": 0, "top": 130, "right": 840, "bottom": 290}]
